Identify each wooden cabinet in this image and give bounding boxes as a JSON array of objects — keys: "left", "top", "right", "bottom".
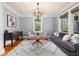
[
  {"left": 4, "top": 31, "right": 23, "bottom": 47},
  {"left": 4, "top": 32, "right": 13, "bottom": 47}
]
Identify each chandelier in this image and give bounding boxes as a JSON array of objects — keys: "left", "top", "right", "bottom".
[{"left": 34, "top": 3, "right": 43, "bottom": 19}]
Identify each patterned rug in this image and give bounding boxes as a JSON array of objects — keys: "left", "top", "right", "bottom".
[{"left": 6, "top": 39, "right": 67, "bottom": 56}]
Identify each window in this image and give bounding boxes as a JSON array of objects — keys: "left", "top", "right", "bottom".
[
  {"left": 33, "top": 18, "right": 42, "bottom": 32},
  {"left": 71, "top": 6, "right": 79, "bottom": 33},
  {"left": 73, "top": 11, "right": 79, "bottom": 33},
  {"left": 60, "top": 14, "right": 68, "bottom": 32}
]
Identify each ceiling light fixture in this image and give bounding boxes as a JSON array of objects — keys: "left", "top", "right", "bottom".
[{"left": 34, "top": 3, "right": 43, "bottom": 19}]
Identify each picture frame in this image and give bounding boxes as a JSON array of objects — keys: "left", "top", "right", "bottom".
[{"left": 7, "top": 15, "right": 16, "bottom": 27}]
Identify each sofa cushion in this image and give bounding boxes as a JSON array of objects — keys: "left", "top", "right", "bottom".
[
  {"left": 59, "top": 32, "right": 67, "bottom": 38},
  {"left": 50, "top": 35, "right": 75, "bottom": 52},
  {"left": 56, "top": 39, "right": 75, "bottom": 52},
  {"left": 71, "top": 34, "right": 79, "bottom": 44}
]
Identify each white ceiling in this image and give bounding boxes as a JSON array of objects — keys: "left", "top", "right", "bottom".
[{"left": 5, "top": 2, "right": 72, "bottom": 17}]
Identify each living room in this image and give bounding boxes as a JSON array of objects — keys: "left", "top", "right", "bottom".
[{"left": 0, "top": 1, "right": 79, "bottom": 57}]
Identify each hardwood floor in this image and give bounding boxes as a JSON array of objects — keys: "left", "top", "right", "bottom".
[{"left": 2, "top": 39, "right": 23, "bottom": 56}]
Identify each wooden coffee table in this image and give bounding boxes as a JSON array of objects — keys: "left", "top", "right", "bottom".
[
  {"left": 27, "top": 35, "right": 48, "bottom": 47},
  {"left": 32, "top": 36, "right": 48, "bottom": 47}
]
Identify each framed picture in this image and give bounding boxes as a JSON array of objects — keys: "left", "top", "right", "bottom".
[{"left": 7, "top": 15, "right": 16, "bottom": 27}]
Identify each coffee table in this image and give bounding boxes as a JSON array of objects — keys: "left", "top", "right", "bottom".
[
  {"left": 27, "top": 35, "right": 48, "bottom": 47},
  {"left": 32, "top": 36, "right": 42, "bottom": 47},
  {"left": 32, "top": 36, "right": 48, "bottom": 47}
]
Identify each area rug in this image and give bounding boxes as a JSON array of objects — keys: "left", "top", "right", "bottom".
[{"left": 6, "top": 39, "right": 67, "bottom": 56}]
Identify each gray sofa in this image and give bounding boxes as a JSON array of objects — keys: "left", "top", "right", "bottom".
[{"left": 50, "top": 32, "right": 79, "bottom": 56}]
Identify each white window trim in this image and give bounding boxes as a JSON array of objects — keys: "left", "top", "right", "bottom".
[{"left": 33, "top": 17, "right": 42, "bottom": 33}]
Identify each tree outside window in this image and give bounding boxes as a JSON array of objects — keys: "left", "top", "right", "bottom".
[
  {"left": 61, "top": 15, "right": 68, "bottom": 32},
  {"left": 33, "top": 18, "right": 42, "bottom": 32}
]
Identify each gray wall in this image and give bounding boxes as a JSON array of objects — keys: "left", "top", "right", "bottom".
[
  {"left": 42, "top": 17, "right": 54, "bottom": 35},
  {"left": 3, "top": 6, "right": 20, "bottom": 32},
  {"left": 20, "top": 17, "right": 56, "bottom": 36},
  {"left": 53, "top": 17, "right": 58, "bottom": 32},
  {"left": 2, "top": 5, "right": 58, "bottom": 35},
  {"left": 20, "top": 17, "right": 33, "bottom": 35}
]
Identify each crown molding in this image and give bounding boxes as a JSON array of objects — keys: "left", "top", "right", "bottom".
[
  {"left": 56, "top": 2, "right": 78, "bottom": 16},
  {"left": 20, "top": 14, "right": 56, "bottom": 17},
  {"left": 3, "top": 3, "right": 21, "bottom": 16}
]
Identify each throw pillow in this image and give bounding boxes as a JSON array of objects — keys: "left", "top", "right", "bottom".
[
  {"left": 62, "top": 34, "right": 72, "bottom": 41},
  {"left": 71, "top": 34, "right": 79, "bottom": 44},
  {"left": 54, "top": 32, "right": 59, "bottom": 37}
]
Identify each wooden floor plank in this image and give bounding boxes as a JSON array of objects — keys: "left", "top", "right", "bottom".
[{"left": 2, "top": 39, "right": 23, "bottom": 56}]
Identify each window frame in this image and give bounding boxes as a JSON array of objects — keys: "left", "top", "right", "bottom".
[
  {"left": 33, "top": 17, "right": 42, "bottom": 33},
  {"left": 60, "top": 14, "right": 68, "bottom": 32}
]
